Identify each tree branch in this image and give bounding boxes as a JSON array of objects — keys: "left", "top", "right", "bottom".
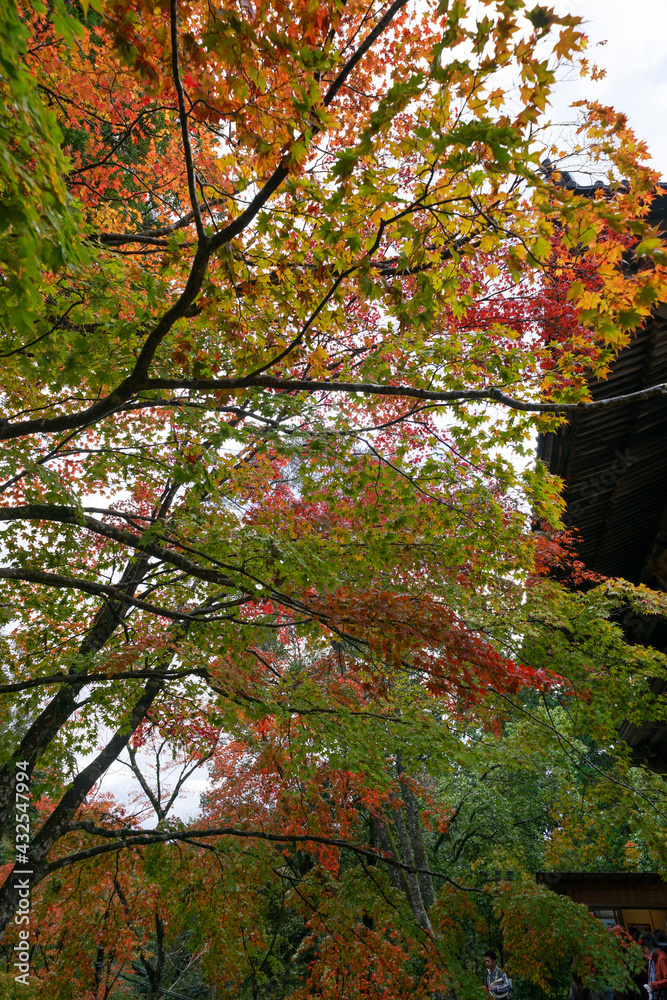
[
  {"left": 170, "top": 0, "right": 206, "bottom": 243},
  {"left": 139, "top": 375, "right": 667, "bottom": 413},
  {"left": 322, "top": 0, "right": 410, "bottom": 109},
  {"left": 0, "top": 567, "right": 216, "bottom": 621},
  {"left": 0, "top": 667, "right": 211, "bottom": 695},
  {"left": 49, "top": 823, "right": 484, "bottom": 893},
  {"left": 0, "top": 0, "right": 456, "bottom": 445},
  {"left": 0, "top": 506, "right": 238, "bottom": 587}
]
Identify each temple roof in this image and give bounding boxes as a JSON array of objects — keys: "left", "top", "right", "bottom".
[
  {"left": 537, "top": 246, "right": 667, "bottom": 771},
  {"left": 537, "top": 305, "right": 667, "bottom": 593}
]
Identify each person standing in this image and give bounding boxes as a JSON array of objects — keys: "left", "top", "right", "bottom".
[
  {"left": 484, "top": 951, "right": 514, "bottom": 1000},
  {"left": 640, "top": 933, "right": 667, "bottom": 1000}
]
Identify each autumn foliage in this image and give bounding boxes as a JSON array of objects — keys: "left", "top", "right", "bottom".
[{"left": 1, "top": 0, "right": 667, "bottom": 994}]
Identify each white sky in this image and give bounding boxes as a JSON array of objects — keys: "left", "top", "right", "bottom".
[
  {"left": 80, "top": 738, "right": 211, "bottom": 823},
  {"left": 551, "top": 0, "right": 667, "bottom": 176}
]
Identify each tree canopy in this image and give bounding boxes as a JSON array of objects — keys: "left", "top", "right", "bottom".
[{"left": 1, "top": 0, "right": 667, "bottom": 996}]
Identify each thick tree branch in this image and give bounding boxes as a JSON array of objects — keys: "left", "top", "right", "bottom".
[
  {"left": 141, "top": 375, "right": 667, "bottom": 412},
  {"left": 5, "top": 377, "right": 664, "bottom": 445},
  {"left": 47, "top": 823, "right": 481, "bottom": 893},
  {"left": 0, "top": 506, "right": 238, "bottom": 586},
  {"left": 0, "top": 667, "right": 211, "bottom": 695},
  {"left": 0, "top": 567, "right": 213, "bottom": 621},
  {"left": 0, "top": 552, "right": 153, "bottom": 840},
  {"left": 95, "top": 200, "right": 225, "bottom": 245},
  {"left": 0, "top": 674, "right": 166, "bottom": 937}
]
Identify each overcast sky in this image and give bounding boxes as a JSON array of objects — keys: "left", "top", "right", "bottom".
[{"left": 551, "top": 0, "right": 667, "bottom": 176}]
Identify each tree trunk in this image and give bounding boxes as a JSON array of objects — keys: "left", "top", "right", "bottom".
[
  {"left": 0, "top": 673, "right": 163, "bottom": 938},
  {"left": 0, "top": 553, "right": 151, "bottom": 840}
]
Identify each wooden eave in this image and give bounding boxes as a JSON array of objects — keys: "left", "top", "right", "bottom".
[{"left": 537, "top": 187, "right": 667, "bottom": 771}]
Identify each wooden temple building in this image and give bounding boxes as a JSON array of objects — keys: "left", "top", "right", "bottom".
[
  {"left": 537, "top": 872, "right": 667, "bottom": 936},
  {"left": 535, "top": 183, "right": 667, "bottom": 927},
  {"left": 536, "top": 182, "right": 667, "bottom": 773}
]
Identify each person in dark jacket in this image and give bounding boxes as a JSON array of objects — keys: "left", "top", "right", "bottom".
[{"left": 484, "top": 951, "right": 513, "bottom": 999}]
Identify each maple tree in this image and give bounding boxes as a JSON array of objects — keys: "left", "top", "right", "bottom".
[{"left": 1, "top": 0, "right": 667, "bottom": 994}]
